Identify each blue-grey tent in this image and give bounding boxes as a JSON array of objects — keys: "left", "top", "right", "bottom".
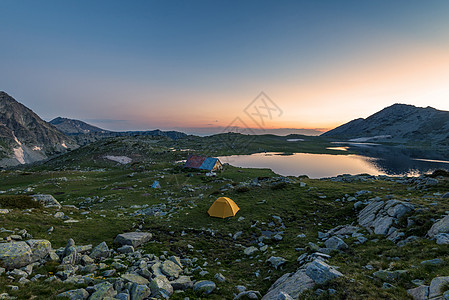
[{"left": 151, "top": 180, "right": 161, "bottom": 188}]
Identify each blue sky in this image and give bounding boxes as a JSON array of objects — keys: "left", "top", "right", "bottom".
[{"left": 2, "top": 0, "right": 449, "bottom": 134}]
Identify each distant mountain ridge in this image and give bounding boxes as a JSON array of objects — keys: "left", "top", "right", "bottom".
[
  {"left": 50, "top": 117, "right": 188, "bottom": 145},
  {"left": 0, "top": 91, "right": 77, "bottom": 167},
  {"left": 322, "top": 103, "right": 449, "bottom": 146}
]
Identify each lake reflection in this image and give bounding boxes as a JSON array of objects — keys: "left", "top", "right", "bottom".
[{"left": 218, "top": 150, "right": 449, "bottom": 179}]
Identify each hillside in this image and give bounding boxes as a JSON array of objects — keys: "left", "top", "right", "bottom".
[
  {"left": 50, "top": 117, "right": 110, "bottom": 135},
  {"left": 322, "top": 104, "right": 449, "bottom": 146},
  {"left": 50, "top": 116, "right": 188, "bottom": 145},
  {"left": 0, "top": 92, "right": 77, "bottom": 167}
]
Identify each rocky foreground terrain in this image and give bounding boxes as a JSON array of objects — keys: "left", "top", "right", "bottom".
[{"left": 1, "top": 152, "right": 449, "bottom": 300}]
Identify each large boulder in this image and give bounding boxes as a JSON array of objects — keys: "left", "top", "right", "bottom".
[
  {"left": 262, "top": 269, "right": 314, "bottom": 300},
  {"left": 26, "top": 239, "right": 51, "bottom": 262},
  {"left": 429, "top": 276, "right": 449, "bottom": 299},
  {"left": 57, "top": 289, "right": 89, "bottom": 299},
  {"left": 114, "top": 232, "right": 152, "bottom": 248},
  {"left": 170, "top": 276, "right": 193, "bottom": 290},
  {"left": 305, "top": 260, "right": 343, "bottom": 284},
  {"left": 121, "top": 273, "right": 150, "bottom": 285},
  {"left": 324, "top": 236, "right": 348, "bottom": 250},
  {"left": 358, "top": 200, "right": 414, "bottom": 239},
  {"left": 0, "top": 242, "right": 32, "bottom": 269},
  {"left": 428, "top": 215, "right": 449, "bottom": 238},
  {"left": 130, "top": 284, "right": 151, "bottom": 300},
  {"left": 89, "top": 282, "right": 115, "bottom": 300},
  {"left": 31, "top": 194, "right": 61, "bottom": 208},
  {"left": 407, "top": 285, "right": 429, "bottom": 300},
  {"left": 161, "top": 260, "right": 182, "bottom": 278},
  {"left": 89, "top": 242, "right": 109, "bottom": 259},
  {"left": 150, "top": 275, "right": 173, "bottom": 298},
  {"left": 193, "top": 280, "right": 216, "bottom": 296}
]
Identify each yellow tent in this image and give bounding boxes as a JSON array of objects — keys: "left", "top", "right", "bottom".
[{"left": 208, "top": 197, "right": 240, "bottom": 218}]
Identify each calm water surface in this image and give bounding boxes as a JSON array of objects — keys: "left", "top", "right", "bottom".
[{"left": 218, "top": 150, "right": 449, "bottom": 179}]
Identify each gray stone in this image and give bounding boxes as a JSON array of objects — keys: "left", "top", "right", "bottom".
[
  {"left": 89, "top": 282, "right": 115, "bottom": 300},
  {"left": 429, "top": 276, "right": 449, "bottom": 299},
  {"left": 358, "top": 200, "right": 414, "bottom": 236},
  {"left": 56, "top": 288, "right": 89, "bottom": 299},
  {"left": 428, "top": 215, "right": 449, "bottom": 238},
  {"left": 130, "top": 284, "right": 151, "bottom": 300},
  {"left": 214, "top": 273, "right": 226, "bottom": 282},
  {"left": 244, "top": 246, "right": 258, "bottom": 256},
  {"left": 25, "top": 239, "right": 51, "bottom": 262},
  {"left": 277, "top": 291, "right": 294, "bottom": 300},
  {"left": 150, "top": 275, "right": 173, "bottom": 298},
  {"left": 194, "top": 280, "right": 216, "bottom": 296},
  {"left": 305, "top": 260, "right": 343, "bottom": 284},
  {"left": 421, "top": 258, "right": 444, "bottom": 266},
  {"left": 0, "top": 242, "right": 32, "bottom": 269},
  {"left": 32, "top": 194, "right": 61, "bottom": 208},
  {"left": 234, "top": 291, "right": 262, "bottom": 299},
  {"left": 373, "top": 270, "right": 406, "bottom": 281},
  {"left": 54, "top": 212, "right": 65, "bottom": 218},
  {"left": 324, "top": 236, "right": 348, "bottom": 250},
  {"left": 117, "top": 245, "right": 134, "bottom": 254},
  {"left": 407, "top": 285, "right": 429, "bottom": 300},
  {"left": 10, "top": 269, "right": 28, "bottom": 278},
  {"left": 268, "top": 256, "right": 287, "bottom": 269},
  {"left": 435, "top": 233, "right": 449, "bottom": 245},
  {"left": 161, "top": 260, "right": 182, "bottom": 278},
  {"left": 115, "top": 293, "right": 130, "bottom": 300},
  {"left": 170, "top": 275, "right": 193, "bottom": 290},
  {"left": 121, "top": 273, "right": 150, "bottom": 285},
  {"left": 261, "top": 270, "right": 314, "bottom": 300},
  {"left": 114, "top": 232, "right": 152, "bottom": 248},
  {"left": 168, "top": 255, "right": 182, "bottom": 268},
  {"left": 90, "top": 241, "right": 109, "bottom": 259}
]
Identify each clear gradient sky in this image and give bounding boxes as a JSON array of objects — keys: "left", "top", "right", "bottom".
[{"left": 1, "top": 0, "right": 449, "bottom": 135}]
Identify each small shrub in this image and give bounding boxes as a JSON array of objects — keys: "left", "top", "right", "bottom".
[
  {"left": 271, "top": 182, "right": 287, "bottom": 190},
  {"left": 236, "top": 186, "right": 250, "bottom": 193}
]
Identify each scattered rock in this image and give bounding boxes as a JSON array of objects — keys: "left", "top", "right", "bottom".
[
  {"left": 121, "top": 273, "right": 150, "bottom": 285},
  {"left": 0, "top": 242, "right": 32, "bottom": 269},
  {"left": 150, "top": 275, "right": 173, "bottom": 298},
  {"left": 358, "top": 199, "right": 414, "bottom": 239},
  {"left": 262, "top": 269, "right": 314, "bottom": 300},
  {"left": 244, "top": 246, "right": 258, "bottom": 256},
  {"left": 324, "top": 236, "right": 348, "bottom": 250},
  {"left": 31, "top": 194, "right": 61, "bottom": 208},
  {"left": 194, "top": 280, "right": 216, "bottom": 296},
  {"left": 89, "top": 242, "right": 109, "bottom": 259},
  {"left": 429, "top": 276, "right": 449, "bottom": 299},
  {"left": 305, "top": 260, "right": 343, "bottom": 284},
  {"left": 407, "top": 285, "right": 429, "bottom": 300},
  {"left": 56, "top": 288, "right": 89, "bottom": 299},
  {"left": 114, "top": 232, "right": 152, "bottom": 248},
  {"left": 428, "top": 215, "right": 449, "bottom": 238},
  {"left": 268, "top": 256, "right": 287, "bottom": 269},
  {"left": 161, "top": 260, "right": 182, "bottom": 278}
]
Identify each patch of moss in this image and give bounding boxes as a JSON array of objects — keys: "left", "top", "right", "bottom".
[{"left": 0, "top": 195, "right": 41, "bottom": 209}]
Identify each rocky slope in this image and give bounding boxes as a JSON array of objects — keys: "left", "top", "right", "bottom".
[
  {"left": 0, "top": 92, "right": 77, "bottom": 167},
  {"left": 322, "top": 103, "right": 449, "bottom": 146}
]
